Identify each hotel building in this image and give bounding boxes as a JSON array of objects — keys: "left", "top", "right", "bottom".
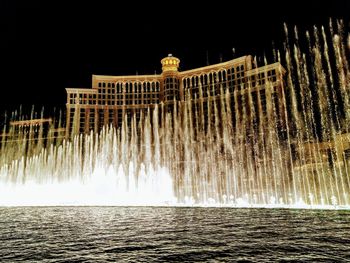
[{"left": 65, "top": 54, "right": 286, "bottom": 135}]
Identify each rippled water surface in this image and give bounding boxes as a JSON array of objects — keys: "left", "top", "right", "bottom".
[{"left": 0, "top": 207, "right": 349, "bottom": 262}]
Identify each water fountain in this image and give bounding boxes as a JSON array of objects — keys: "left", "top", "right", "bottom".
[{"left": 0, "top": 20, "right": 349, "bottom": 208}]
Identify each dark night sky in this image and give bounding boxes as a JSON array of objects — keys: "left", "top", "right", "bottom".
[{"left": 0, "top": 0, "right": 349, "bottom": 117}]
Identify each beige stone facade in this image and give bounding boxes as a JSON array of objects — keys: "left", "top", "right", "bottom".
[{"left": 65, "top": 54, "right": 286, "bottom": 135}]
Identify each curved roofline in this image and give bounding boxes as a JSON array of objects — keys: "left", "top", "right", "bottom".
[
  {"left": 93, "top": 74, "right": 162, "bottom": 80},
  {"left": 178, "top": 55, "right": 250, "bottom": 76}
]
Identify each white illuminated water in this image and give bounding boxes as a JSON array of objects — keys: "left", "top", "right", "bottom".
[
  {"left": 0, "top": 20, "right": 350, "bottom": 209},
  {"left": 0, "top": 163, "right": 175, "bottom": 206}
]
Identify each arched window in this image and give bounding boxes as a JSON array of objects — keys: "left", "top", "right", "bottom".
[
  {"left": 98, "top": 82, "right": 102, "bottom": 88},
  {"left": 213, "top": 72, "right": 217, "bottom": 83}
]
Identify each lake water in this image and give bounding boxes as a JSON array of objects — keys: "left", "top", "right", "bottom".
[{"left": 0, "top": 207, "right": 349, "bottom": 262}]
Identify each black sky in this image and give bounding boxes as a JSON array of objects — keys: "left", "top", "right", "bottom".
[{"left": 0, "top": 0, "right": 349, "bottom": 116}]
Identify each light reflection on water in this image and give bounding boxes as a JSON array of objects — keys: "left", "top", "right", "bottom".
[{"left": 0, "top": 207, "right": 349, "bottom": 262}]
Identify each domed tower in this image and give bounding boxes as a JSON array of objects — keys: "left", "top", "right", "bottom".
[{"left": 161, "top": 54, "right": 180, "bottom": 104}]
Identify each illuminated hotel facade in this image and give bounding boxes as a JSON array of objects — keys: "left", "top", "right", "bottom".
[{"left": 65, "top": 54, "right": 286, "bottom": 135}]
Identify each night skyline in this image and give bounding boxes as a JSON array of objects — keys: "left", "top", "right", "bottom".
[{"left": 0, "top": 0, "right": 349, "bottom": 116}]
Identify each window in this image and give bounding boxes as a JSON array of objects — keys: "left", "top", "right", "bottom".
[{"left": 222, "top": 71, "right": 227, "bottom": 81}]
